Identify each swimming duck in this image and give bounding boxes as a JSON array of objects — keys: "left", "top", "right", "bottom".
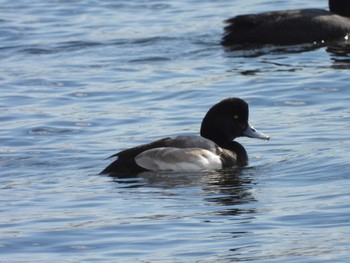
[
  {"left": 222, "top": 0, "right": 350, "bottom": 45},
  {"left": 101, "top": 98, "right": 270, "bottom": 175}
]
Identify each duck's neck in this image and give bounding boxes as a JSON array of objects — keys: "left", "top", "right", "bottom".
[
  {"left": 201, "top": 130, "right": 248, "bottom": 166},
  {"left": 221, "top": 141, "right": 248, "bottom": 166},
  {"left": 329, "top": 0, "right": 350, "bottom": 18}
]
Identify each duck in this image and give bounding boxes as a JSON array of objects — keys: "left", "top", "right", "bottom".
[
  {"left": 222, "top": 0, "right": 350, "bottom": 46},
  {"left": 101, "top": 98, "right": 270, "bottom": 175}
]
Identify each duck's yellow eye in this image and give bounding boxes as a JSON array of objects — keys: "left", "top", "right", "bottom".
[{"left": 233, "top": 115, "right": 239, "bottom": 120}]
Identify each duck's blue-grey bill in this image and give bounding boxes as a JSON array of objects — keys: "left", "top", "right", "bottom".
[{"left": 243, "top": 124, "right": 270, "bottom": 140}]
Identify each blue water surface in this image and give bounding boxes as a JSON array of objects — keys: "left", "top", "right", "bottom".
[{"left": 1, "top": 0, "right": 350, "bottom": 262}]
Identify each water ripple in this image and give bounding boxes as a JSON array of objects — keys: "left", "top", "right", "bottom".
[{"left": 28, "top": 126, "right": 80, "bottom": 135}]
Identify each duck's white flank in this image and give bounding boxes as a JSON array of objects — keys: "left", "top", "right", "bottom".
[{"left": 135, "top": 147, "right": 222, "bottom": 171}]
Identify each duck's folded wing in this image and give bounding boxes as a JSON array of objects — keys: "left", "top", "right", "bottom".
[
  {"left": 135, "top": 147, "right": 222, "bottom": 171},
  {"left": 101, "top": 136, "right": 218, "bottom": 174}
]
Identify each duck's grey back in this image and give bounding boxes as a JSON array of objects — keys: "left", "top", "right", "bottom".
[{"left": 163, "top": 135, "right": 218, "bottom": 151}]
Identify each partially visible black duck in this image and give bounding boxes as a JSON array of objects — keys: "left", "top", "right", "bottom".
[
  {"left": 222, "top": 0, "right": 350, "bottom": 46},
  {"left": 101, "top": 98, "right": 270, "bottom": 175}
]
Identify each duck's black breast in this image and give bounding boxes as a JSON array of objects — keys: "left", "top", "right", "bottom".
[
  {"left": 222, "top": 8, "right": 350, "bottom": 45},
  {"left": 101, "top": 135, "right": 221, "bottom": 174}
]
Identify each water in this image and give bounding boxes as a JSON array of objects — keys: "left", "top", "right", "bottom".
[{"left": 1, "top": 0, "right": 350, "bottom": 262}]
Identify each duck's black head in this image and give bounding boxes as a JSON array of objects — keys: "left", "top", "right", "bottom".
[
  {"left": 200, "top": 98, "right": 269, "bottom": 146},
  {"left": 329, "top": 0, "right": 350, "bottom": 18}
]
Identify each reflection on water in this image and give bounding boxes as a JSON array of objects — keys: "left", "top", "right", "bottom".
[
  {"left": 225, "top": 39, "right": 350, "bottom": 60},
  {"left": 110, "top": 167, "right": 256, "bottom": 217},
  {"left": 223, "top": 42, "right": 325, "bottom": 57},
  {"left": 326, "top": 42, "right": 350, "bottom": 69}
]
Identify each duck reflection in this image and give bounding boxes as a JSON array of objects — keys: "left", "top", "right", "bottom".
[
  {"left": 225, "top": 39, "right": 350, "bottom": 57},
  {"left": 326, "top": 42, "right": 350, "bottom": 69},
  {"left": 201, "top": 168, "right": 256, "bottom": 216},
  {"left": 108, "top": 167, "right": 257, "bottom": 217}
]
